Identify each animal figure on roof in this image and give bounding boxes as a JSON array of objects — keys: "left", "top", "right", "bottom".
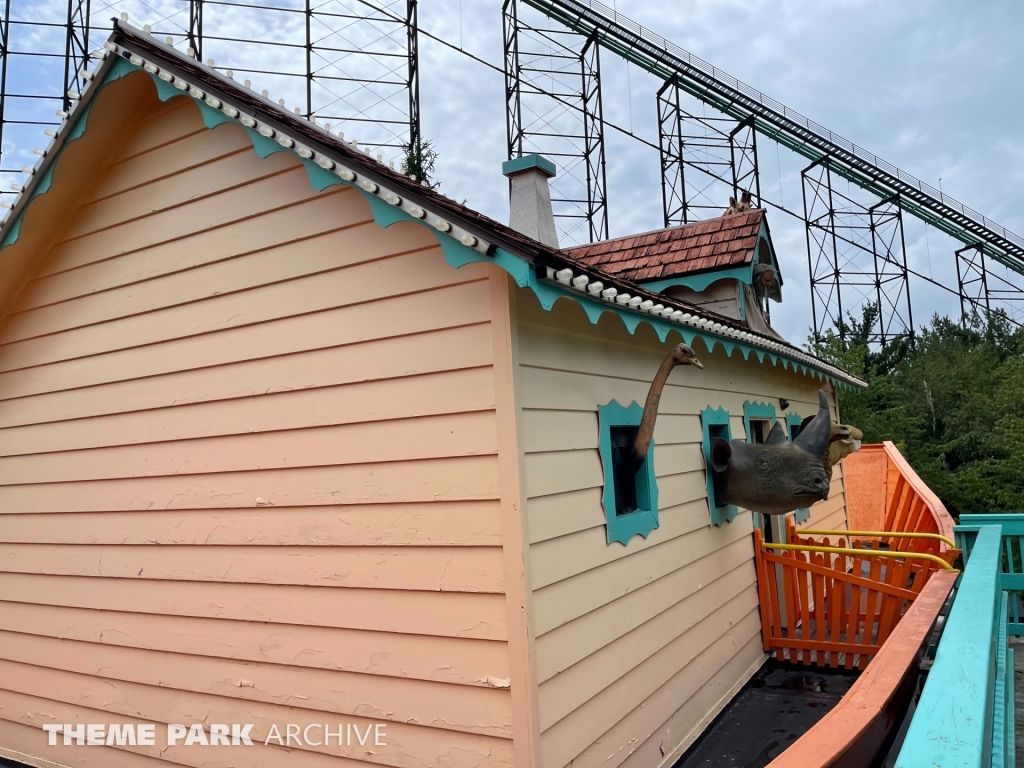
[{"left": 725, "top": 190, "right": 753, "bottom": 215}]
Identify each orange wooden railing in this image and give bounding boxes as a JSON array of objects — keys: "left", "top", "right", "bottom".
[
  {"left": 842, "top": 441, "right": 955, "bottom": 555},
  {"left": 754, "top": 517, "right": 953, "bottom": 670}
]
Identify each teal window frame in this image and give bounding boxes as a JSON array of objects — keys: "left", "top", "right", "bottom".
[
  {"left": 786, "top": 412, "right": 804, "bottom": 441},
  {"left": 743, "top": 401, "right": 777, "bottom": 535},
  {"left": 785, "top": 412, "right": 811, "bottom": 524},
  {"left": 598, "top": 400, "right": 660, "bottom": 546},
  {"left": 701, "top": 406, "right": 738, "bottom": 526},
  {"left": 743, "top": 401, "right": 777, "bottom": 443}
]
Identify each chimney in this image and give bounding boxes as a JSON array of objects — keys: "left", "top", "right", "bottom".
[{"left": 502, "top": 154, "right": 559, "bottom": 249}]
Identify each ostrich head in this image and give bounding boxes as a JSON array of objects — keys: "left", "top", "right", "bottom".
[{"left": 669, "top": 343, "right": 703, "bottom": 369}]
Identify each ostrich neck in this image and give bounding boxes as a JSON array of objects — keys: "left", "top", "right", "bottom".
[{"left": 630, "top": 354, "right": 680, "bottom": 466}]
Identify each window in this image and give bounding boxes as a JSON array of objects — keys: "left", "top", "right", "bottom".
[
  {"left": 786, "top": 413, "right": 804, "bottom": 441},
  {"left": 743, "top": 401, "right": 777, "bottom": 443},
  {"left": 786, "top": 412, "right": 811, "bottom": 524},
  {"left": 598, "top": 401, "right": 660, "bottom": 545},
  {"left": 701, "top": 406, "right": 738, "bottom": 526},
  {"left": 742, "top": 402, "right": 778, "bottom": 540}
]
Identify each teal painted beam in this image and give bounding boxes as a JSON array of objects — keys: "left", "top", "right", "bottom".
[
  {"left": 897, "top": 524, "right": 1002, "bottom": 768},
  {"left": 502, "top": 153, "right": 556, "bottom": 178}
]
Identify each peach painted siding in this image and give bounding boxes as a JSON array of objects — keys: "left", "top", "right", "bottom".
[
  {"left": 513, "top": 292, "right": 849, "bottom": 768},
  {"left": 0, "top": 77, "right": 519, "bottom": 768}
]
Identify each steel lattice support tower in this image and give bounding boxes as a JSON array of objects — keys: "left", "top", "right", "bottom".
[
  {"left": 0, "top": 0, "right": 421, "bottom": 198},
  {"left": 406, "top": 0, "right": 420, "bottom": 154},
  {"left": 956, "top": 244, "right": 991, "bottom": 318},
  {"left": 955, "top": 244, "right": 1024, "bottom": 324},
  {"left": 656, "top": 78, "right": 686, "bottom": 227},
  {"left": 187, "top": 0, "right": 202, "bottom": 61},
  {"left": 503, "top": 0, "right": 608, "bottom": 244},
  {"left": 62, "top": 0, "right": 91, "bottom": 111},
  {"left": 657, "top": 78, "right": 760, "bottom": 226},
  {"left": 802, "top": 157, "right": 913, "bottom": 344},
  {"left": 0, "top": 0, "right": 10, "bottom": 182},
  {"left": 868, "top": 195, "right": 913, "bottom": 345},
  {"left": 1, "top": 0, "right": 95, "bottom": 204}
]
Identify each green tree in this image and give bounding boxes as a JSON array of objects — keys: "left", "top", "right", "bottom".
[
  {"left": 399, "top": 138, "right": 439, "bottom": 189},
  {"left": 808, "top": 306, "right": 1024, "bottom": 519}
]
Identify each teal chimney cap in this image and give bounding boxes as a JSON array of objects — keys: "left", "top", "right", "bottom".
[{"left": 502, "top": 153, "right": 556, "bottom": 178}]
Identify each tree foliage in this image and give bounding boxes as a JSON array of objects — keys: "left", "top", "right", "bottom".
[
  {"left": 808, "top": 305, "right": 1024, "bottom": 519},
  {"left": 399, "top": 138, "right": 439, "bottom": 189}
]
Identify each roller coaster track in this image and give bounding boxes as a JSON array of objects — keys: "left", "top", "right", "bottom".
[{"left": 524, "top": 0, "right": 1024, "bottom": 280}]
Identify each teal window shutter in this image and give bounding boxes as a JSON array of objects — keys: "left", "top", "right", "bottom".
[
  {"left": 786, "top": 412, "right": 804, "bottom": 440},
  {"left": 701, "top": 407, "right": 738, "bottom": 526},
  {"left": 598, "top": 400, "right": 660, "bottom": 546}
]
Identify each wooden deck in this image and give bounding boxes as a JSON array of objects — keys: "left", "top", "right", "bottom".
[{"left": 1012, "top": 637, "right": 1024, "bottom": 764}]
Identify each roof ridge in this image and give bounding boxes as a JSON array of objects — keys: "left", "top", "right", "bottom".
[{"left": 565, "top": 208, "right": 764, "bottom": 253}]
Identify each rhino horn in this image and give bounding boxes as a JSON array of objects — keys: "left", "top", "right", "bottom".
[
  {"left": 765, "top": 421, "right": 788, "bottom": 445},
  {"left": 792, "top": 390, "right": 832, "bottom": 457}
]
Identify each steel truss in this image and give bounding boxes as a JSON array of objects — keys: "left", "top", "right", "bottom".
[
  {"left": 5, "top": 0, "right": 1023, "bottom": 339},
  {"left": 503, "top": 0, "right": 607, "bottom": 244},
  {"left": 956, "top": 244, "right": 1024, "bottom": 324},
  {"left": 657, "top": 76, "right": 759, "bottom": 226},
  {"left": 0, "top": 0, "right": 92, "bottom": 201},
  {"left": 0, "top": 0, "right": 420, "bottom": 203},
  {"left": 802, "top": 157, "right": 913, "bottom": 345},
  {"left": 522, "top": 0, "right": 1024, "bottom": 338}
]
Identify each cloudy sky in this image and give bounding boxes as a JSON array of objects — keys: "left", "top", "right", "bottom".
[{"left": 5, "top": 0, "right": 1023, "bottom": 343}]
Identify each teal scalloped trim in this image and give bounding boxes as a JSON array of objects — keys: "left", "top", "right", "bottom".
[
  {"left": 0, "top": 56, "right": 141, "bottom": 249},
  {"left": 598, "top": 400, "right": 660, "bottom": 546},
  {"left": 640, "top": 264, "right": 752, "bottom": 294},
  {"left": 701, "top": 406, "right": 738, "bottom": 526},
  {"left": 743, "top": 400, "right": 778, "bottom": 442},
  {"left": 0, "top": 56, "right": 862, "bottom": 392}
]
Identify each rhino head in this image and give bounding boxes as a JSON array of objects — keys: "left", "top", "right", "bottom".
[{"left": 709, "top": 390, "right": 834, "bottom": 515}]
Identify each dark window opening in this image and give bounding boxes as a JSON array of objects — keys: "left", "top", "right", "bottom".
[
  {"left": 706, "top": 422, "right": 729, "bottom": 511},
  {"left": 708, "top": 422, "right": 729, "bottom": 444},
  {"left": 789, "top": 422, "right": 802, "bottom": 441},
  {"left": 610, "top": 425, "right": 640, "bottom": 515},
  {"left": 749, "top": 419, "right": 771, "bottom": 444}
]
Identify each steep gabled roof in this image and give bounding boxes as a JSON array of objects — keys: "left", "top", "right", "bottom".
[
  {"left": 0, "top": 21, "right": 864, "bottom": 390},
  {"left": 568, "top": 210, "right": 765, "bottom": 282}
]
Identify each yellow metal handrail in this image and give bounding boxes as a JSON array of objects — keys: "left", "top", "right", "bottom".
[
  {"left": 798, "top": 529, "right": 957, "bottom": 550},
  {"left": 762, "top": 542, "right": 957, "bottom": 572}
]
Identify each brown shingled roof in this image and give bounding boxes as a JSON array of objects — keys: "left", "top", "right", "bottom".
[{"left": 567, "top": 209, "right": 765, "bottom": 283}]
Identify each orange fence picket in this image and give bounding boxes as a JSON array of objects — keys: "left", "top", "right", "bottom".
[
  {"left": 842, "top": 441, "right": 956, "bottom": 558},
  {"left": 754, "top": 518, "right": 952, "bottom": 669}
]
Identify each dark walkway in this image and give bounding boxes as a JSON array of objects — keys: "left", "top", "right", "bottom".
[{"left": 672, "top": 662, "right": 857, "bottom": 768}]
